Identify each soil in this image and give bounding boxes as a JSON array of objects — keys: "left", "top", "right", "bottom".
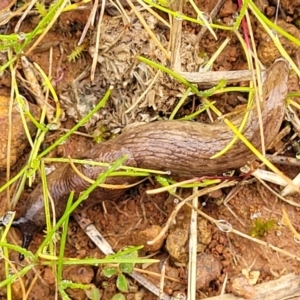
[{"left": 1, "top": 0, "right": 300, "bottom": 299}]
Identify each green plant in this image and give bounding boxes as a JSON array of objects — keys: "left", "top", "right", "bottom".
[
  {"left": 102, "top": 246, "right": 140, "bottom": 294},
  {"left": 249, "top": 218, "right": 276, "bottom": 238}
]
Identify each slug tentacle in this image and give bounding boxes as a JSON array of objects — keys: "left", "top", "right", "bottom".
[
  {"left": 10, "top": 217, "right": 39, "bottom": 261},
  {"left": 2, "top": 60, "right": 289, "bottom": 259}
]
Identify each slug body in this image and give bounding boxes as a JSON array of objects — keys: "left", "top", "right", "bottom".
[{"left": 3, "top": 60, "right": 289, "bottom": 257}]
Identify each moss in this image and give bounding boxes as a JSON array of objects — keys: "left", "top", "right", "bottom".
[{"left": 249, "top": 218, "right": 276, "bottom": 238}]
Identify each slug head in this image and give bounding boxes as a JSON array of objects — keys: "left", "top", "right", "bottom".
[{"left": 0, "top": 216, "right": 39, "bottom": 261}]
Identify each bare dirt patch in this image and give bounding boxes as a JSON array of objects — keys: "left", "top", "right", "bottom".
[{"left": 1, "top": 0, "right": 300, "bottom": 299}]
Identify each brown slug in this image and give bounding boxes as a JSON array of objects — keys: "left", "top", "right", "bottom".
[{"left": 1, "top": 60, "right": 289, "bottom": 259}]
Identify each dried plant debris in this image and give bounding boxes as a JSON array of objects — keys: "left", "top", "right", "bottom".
[
  {"left": 60, "top": 11, "right": 208, "bottom": 133},
  {"left": 61, "top": 12, "right": 164, "bottom": 131}
]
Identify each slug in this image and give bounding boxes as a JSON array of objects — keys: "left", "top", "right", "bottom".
[{"left": 1, "top": 60, "right": 289, "bottom": 258}]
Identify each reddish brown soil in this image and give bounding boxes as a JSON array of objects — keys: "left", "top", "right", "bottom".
[{"left": 1, "top": 0, "right": 300, "bottom": 299}]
